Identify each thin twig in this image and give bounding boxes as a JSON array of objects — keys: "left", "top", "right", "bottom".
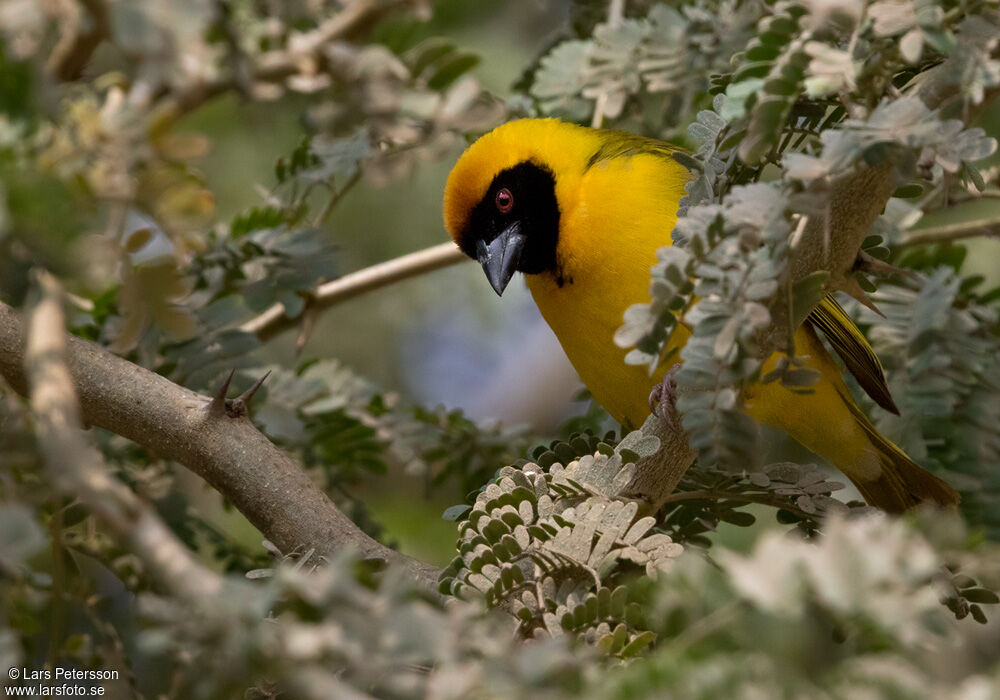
[
  {"left": 658, "top": 489, "right": 716, "bottom": 505},
  {"left": 313, "top": 170, "right": 362, "bottom": 228},
  {"left": 607, "top": 0, "right": 626, "bottom": 27},
  {"left": 898, "top": 221, "right": 1000, "bottom": 247},
  {"left": 590, "top": 0, "right": 626, "bottom": 129},
  {"left": 155, "top": 0, "right": 418, "bottom": 126},
  {"left": 241, "top": 242, "right": 467, "bottom": 342},
  {"left": 659, "top": 486, "right": 826, "bottom": 522}
]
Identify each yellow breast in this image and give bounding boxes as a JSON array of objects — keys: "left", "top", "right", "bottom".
[{"left": 524, "top": 151, "right": 689, "bottom": 428}]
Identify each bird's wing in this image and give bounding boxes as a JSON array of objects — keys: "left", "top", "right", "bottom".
[
  {"left": 805, "top": 295, "right": 900, "bottom": 415},
  {"left": 586, "top": 129, "right": 686, "bottom": 170}
]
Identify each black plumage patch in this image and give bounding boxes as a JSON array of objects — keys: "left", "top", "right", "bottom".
[{"left": 458, "top": 161, "right": 561, "bottom": 276}]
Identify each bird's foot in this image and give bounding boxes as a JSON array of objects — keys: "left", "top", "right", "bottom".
[{"left": 648, "top": 363, "right": 682, "bottom": 430}]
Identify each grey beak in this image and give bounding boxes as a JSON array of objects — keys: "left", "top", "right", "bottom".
[{"left": 476, "top": 222, "right": 526, "bottom": 296}]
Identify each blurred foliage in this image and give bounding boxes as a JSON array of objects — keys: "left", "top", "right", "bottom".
[
  {"left": 1, "top": 0, "right": 999, "bottom": 698},
  {"left": 860, "top": 268, "right": 1000, "bottom": 537}
]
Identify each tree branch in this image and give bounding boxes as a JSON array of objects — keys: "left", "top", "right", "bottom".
[
  {"left": 155, "top": 0, "right": 422, "bottom": 127},
  {"left": 25, "top": 271, "right": 224, "bottom": 600},
  {"left": 590, "top": 0, "right": 627, "bottom": 129},
  {"left": 0, "top": 299, "right": 442, "bottom": 592},
  {"left": 620, "top": 148, "right": 907, "bottom": 509},
  {"left": 899, "top": 220, "right": 1000, "bottom": 247},
  {"left": 241, "top": 241, "right": 466, "bottom": 342},
  {"left": 627, "top": 404, "right": 697, "bottom": 512},
  {"left": 47, "top": 0, "right": 108, "bottom": 82}
]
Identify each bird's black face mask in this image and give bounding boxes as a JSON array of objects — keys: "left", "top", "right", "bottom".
[{"left": 459, "top": 161, "right": 560, "bottom": 296}]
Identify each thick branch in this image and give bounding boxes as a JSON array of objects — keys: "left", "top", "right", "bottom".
[
  {"left": 0, "top": 300, "right": 441, "bottom": 592},
  {"left": 627, "top": 407, "right": 697, "bottom": 512},
  {"left": 25, "top": 272, "right": 223, "bottom": 600},
  {"left": 626, "top": 164, "right": 898, "bottom": 505},
  {"left": 771, "top": 160, "right": 898, "bottom": 348},
  {"left": 242, "top": 241, "right": 465, "bottom": 342}
]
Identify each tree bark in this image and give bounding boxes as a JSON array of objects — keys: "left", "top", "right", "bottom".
[{"left": 0, "top": 301, "right": 441, "bottom": 592}]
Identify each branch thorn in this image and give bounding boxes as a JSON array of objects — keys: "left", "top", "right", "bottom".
[
  {"left": 853, "top": 250, "right": 915, "bottom": 282},
  {"left": 230, "top": 370, "right": 271, "bottom": 417},
  {"left": 840, "top": 277, "right": 885, "bottom": 318},
  {"left": 208, "top": 369, "right": 235, "bottom": 416}
]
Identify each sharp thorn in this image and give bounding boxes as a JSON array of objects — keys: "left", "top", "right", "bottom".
[
  {"left": 208, "top": 369, "right": 235, "bottom": 416},
  {"left": 840, "top": 277, "right": 885, "bottom": 318},
  {"left": 854, "top": 250, "right": 914, "bottom": 281},
  {"left": 231, "top": 370, "right": 271, "bottom": 416}
]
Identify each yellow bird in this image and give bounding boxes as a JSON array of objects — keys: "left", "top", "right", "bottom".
[{"left": 443, "top": 118, "right": 958, "bottom": 513}]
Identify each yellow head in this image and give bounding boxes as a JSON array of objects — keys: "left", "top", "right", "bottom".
[
  {"left": 443, "top": 118, "right": 606, "bottom": 294},
  {"left": 443, "top": 118, "right": 688, "bottom": 296}
]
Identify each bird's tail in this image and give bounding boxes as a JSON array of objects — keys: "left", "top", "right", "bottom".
[{"left": 840, "top": 389, "right": 959, "bottom": 513}]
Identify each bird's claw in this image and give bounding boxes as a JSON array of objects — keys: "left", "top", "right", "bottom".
[{"left": 648, "top": 363, "right": 682, "bottom": 430}]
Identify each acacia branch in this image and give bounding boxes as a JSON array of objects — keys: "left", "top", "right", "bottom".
[
  {"left": 624, "top": 160, "right": 900, "bottom": 509},
  {"left": 0, "top": 299, "right": 441, "bottom": 592},
  {"left": 590, "top": 0, "right": 627, "bottom": 129},
  {"left": 25, "top": 271, "right": 223, "bottom": 600},
  {"left": 242, "top": 241, "right": 466, "bottom": 342}
]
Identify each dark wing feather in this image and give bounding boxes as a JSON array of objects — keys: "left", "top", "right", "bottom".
[{"left": 806, "top": 295, "right": 900, "bottom": 415}]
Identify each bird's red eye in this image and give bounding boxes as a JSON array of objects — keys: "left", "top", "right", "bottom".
[{"left": 495, "top": 188, "right": 513, "bottom": 213}]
